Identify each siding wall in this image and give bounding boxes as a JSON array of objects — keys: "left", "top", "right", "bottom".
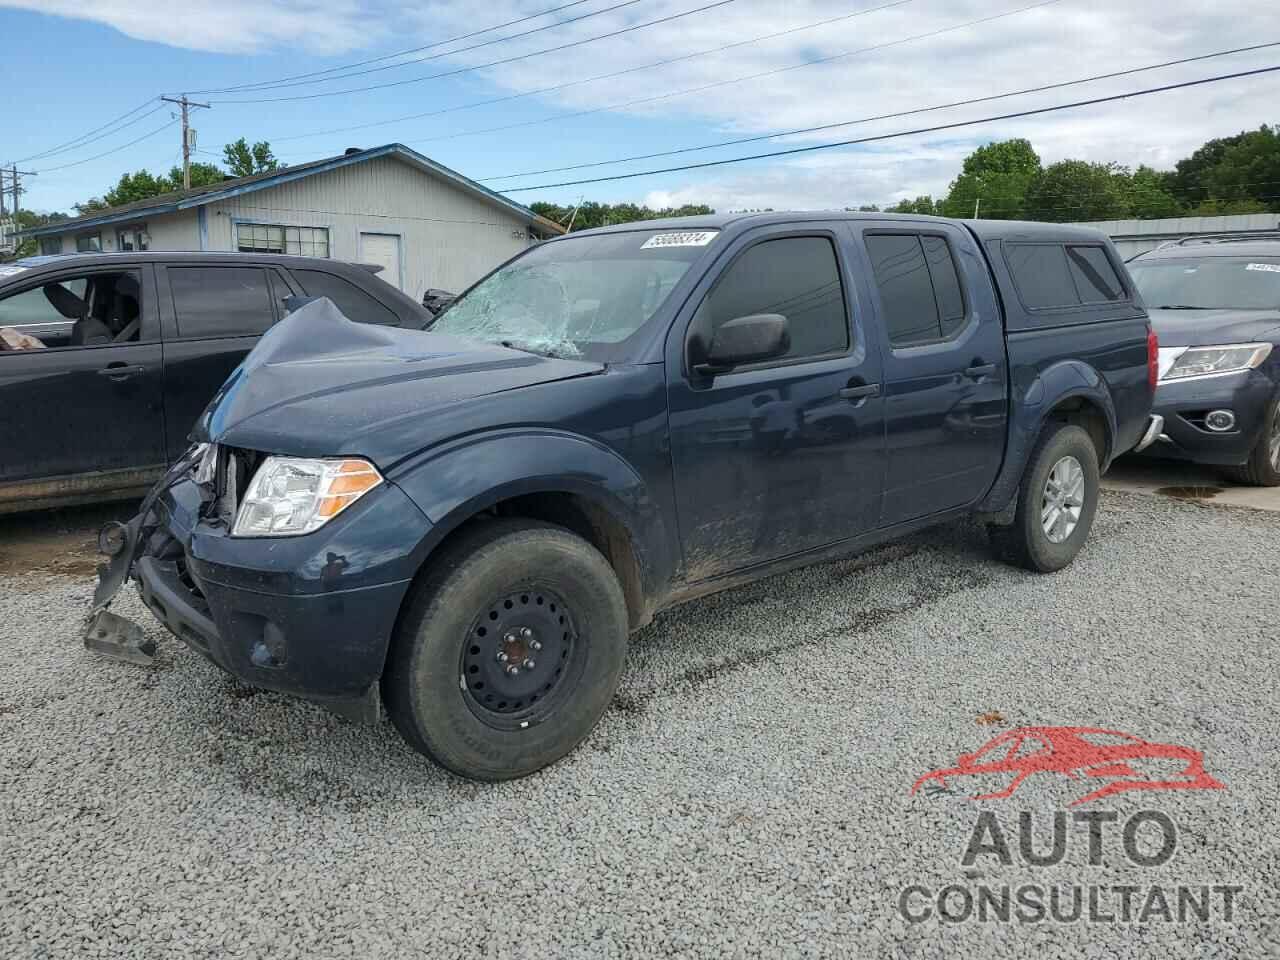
[
  {"left": 40, "top": 209, "right": 199, "bottom": 254},
  {"left": 202, "top": 156, "right": 535, "bottom": 298}
]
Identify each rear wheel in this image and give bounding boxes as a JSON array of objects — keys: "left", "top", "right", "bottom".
[
  {"left": 1222, "top": 394, "right": 1280, "bottom": 487},
  {"left": 989, "top": 423, "right": 1100, "bottom": 573},
  {"left": 384, "top": 519, "right": 628, "bottom": 781}
]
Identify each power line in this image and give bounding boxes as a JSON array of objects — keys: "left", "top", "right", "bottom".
[
  {"left": 297, "top": 0, "right": 1066, "bottom": 156},
  {"left": 191, "top": 0, "right": 656, "bottom": 97},
  {"left": 479, "top": 41, "right": 1280, "bottom": 181},
  {"left": 264, "top": 0, "right": 911, "bottom": 148},
  {"left": 31, "top": 120, "right": 180, "bottom": 174},
  {"left": 185, "top": 0, "right": 602, "bottom": 96},
  {"left": 497, "top": 64, "right": 1280, "bottom": 191},
  {"left": 209, "top": 0, "right": 743, "bottom": 103},
  {"left": 11, "top": 98, "right": 161, "bottom": 164}
]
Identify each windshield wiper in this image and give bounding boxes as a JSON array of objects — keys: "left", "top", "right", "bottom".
[{"left": 1154, "top": 304, "right": 1211, "bottom": 310}]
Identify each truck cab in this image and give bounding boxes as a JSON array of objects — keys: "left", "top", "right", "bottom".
[{"left": 89, "top": 212, "right": 1157, "bottom": 782}]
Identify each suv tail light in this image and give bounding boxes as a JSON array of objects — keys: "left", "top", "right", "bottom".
[{"left": 1147, "top": 325, "right": 1159, "bottom": 391}]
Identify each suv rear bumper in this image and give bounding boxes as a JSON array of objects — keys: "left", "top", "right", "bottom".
[{"left": 129, "top": 473, "right": 431, "bottom": 721}]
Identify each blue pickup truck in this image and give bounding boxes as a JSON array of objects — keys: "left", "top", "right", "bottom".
[{"left": 88, "top": 212, "right": 1159, "bottom": 780}]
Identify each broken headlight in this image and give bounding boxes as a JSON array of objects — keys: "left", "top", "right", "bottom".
[{"left": 232, "top": 456, "right": 383, "bottom": 537}]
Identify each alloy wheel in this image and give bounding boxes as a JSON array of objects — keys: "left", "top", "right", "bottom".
[{"left": 1041, "top": 455, "right": 1086, "bottom": 544}]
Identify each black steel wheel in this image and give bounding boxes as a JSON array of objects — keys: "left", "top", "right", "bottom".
[
  {"left": 384, "top": 519, "right": 628, "bottom": 781},
  {"left": 459, "top": 588, "right": 582, "bottom": 728}
]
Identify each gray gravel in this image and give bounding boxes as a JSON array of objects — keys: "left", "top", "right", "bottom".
[{"left": 2, "top": 490, "right": 1279, "bottom": 958}]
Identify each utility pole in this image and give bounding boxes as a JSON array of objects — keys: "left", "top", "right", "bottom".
[
  {"left": 973, "top": 196, "right": 981, "bottom": 219},
  {"left": 160, "top": 95, "right": 210, "bottom": 189},
  {"left": 0, "top": 166, "right": 36, "bottom": 217}
]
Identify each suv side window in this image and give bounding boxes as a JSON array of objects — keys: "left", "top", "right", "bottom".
[
  {"left": 0, "top": 271, "right": 144, "bottom": 351},
  {"left": 292, "top": 269, "right": 399, "bottom": 326},
  {"left": 169, "top": 266, "right": 275, "bottom": 338},
  {"left": 691, "top": 236, "right": 848, "bottom": 365},
  {"left": 866, "top": 233, "right": 968, "bottom": 347}
]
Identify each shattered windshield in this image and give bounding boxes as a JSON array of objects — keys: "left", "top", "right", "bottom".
[{"left": 431, "top": 229, "right": 717, "bottom": 360}]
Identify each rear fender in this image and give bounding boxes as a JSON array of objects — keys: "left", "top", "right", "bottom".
[
  {"left": 391, "top": 430, "right": 670, "bottom": 607},
  {"left": 977, "top": 360, "right": 1116, "bottom": 514}
]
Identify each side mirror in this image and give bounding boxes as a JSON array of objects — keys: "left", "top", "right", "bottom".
[{"left": 694, "top": 313, "right": 790, "bottom": 376}]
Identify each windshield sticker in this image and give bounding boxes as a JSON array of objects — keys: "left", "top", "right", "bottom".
[
  {"left": 0, "top": 266, "right": 28, "bottom": 279},
  {"left": 641, "top": 231, "right": 718, "bottom": 250},
  {"left": 1245, "top": 262, "right": 1280, "bottom": 273}
]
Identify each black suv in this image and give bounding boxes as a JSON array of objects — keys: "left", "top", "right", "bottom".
[
  {"left": 1128, "top": 234, "right": 1280, "bottom": 485},
  {"left": 0, "top": 252, "right": 432, "bottom": 512}
]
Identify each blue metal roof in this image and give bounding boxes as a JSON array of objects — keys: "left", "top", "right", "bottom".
[{"left": 19, "top": 144, "right": 562, "bottom": 239}]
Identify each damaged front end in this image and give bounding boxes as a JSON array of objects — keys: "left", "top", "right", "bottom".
[{"left": 83, "top": 442, "right": 260, "bottom": 667}]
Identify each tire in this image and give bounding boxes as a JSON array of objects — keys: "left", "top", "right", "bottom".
[
  {"left": 988, "top": 423, "right": 1100, "bottom": 573},
  {"left": 1221, "top": 393, "right": 1280, "bottom": 487},
  {"left": 384, "top": 518, "right": 628, "bottom": 781}
]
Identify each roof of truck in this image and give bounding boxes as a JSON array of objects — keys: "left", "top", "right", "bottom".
[
  {"left": 562, "top": 211, "right": 1111, "bottom": 242},
  {"left": 959, "top": 219, "right": 1111, "bottom": 243}
]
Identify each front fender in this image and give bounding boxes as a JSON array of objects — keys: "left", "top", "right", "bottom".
[
  {"left": 977, "top": 360, "right": 1117, "bottom": 514},
  {"left": 391, "top": 429, "right": 670, "bottom": 603}
]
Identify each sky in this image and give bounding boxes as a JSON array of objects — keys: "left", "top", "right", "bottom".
[{"left": 1, "top": 0, "right": 1279, "bottom": 217}]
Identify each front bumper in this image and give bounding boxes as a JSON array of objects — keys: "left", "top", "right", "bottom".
[
  {"left": 123, "top": 467, "right": 433, "bottom": 720},
  {"left": 1139, "top": 369, "right": 1277, "bottom": 466}
]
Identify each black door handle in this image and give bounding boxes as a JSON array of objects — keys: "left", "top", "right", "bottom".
[
  {"left": 964, "top": 363, "right": 997, "bottom": 379},
  {"left": 839, "top": 383, "right": 881, "bottom": 400},
  {"left": 97, "top": 363, "right": 146, "bottom": 380}
]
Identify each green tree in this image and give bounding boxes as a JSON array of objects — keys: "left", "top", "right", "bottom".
[
  {"left": 76, "top": 161, "right": 226, "bottom": 214},
  {"left": 3, "top": 209, "right": 70, "bottom": 259},
  {"left": 166, "top": 162, "right": 225, "bottom": 189},
  {"left": 223, "top": 138, "right": 279, "bottom": 178},
  {"left": 1120, "top": 165, "right": 1183, "bottom": 219},
  {"left": 1194, "top": 125, "right": 1280, "bottom": 213},
  {"left": 529, "top": 200, "right": 714, "bottom": 231},
  {"left": 1024, "top": 160, "right": 1132, "bottom": 222},
  {"left": 939, "top": 139, "right": 1042, "bottom": 219},
  {"left": 886, "top": 196, "right": 939, "bottom": 215}
]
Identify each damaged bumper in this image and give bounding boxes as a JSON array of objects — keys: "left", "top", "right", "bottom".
[{"left": 87, "top": 445, "right": 433, "bottom": 722}]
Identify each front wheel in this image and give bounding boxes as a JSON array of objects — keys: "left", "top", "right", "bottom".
[
  {"left": 1222, "top": 394, "right": 1280, "bottom": 487},
  {"left": 384, "top": 519, "right": 628, "bottom": 781},
  {"left": 989, "top": 423, "right": 1100, "bottom": 573}
]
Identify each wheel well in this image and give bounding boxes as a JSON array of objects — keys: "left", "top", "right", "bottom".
[
  {"left": 433, "top": 492, "right": 648, "bottom": 630},
  {"left": 1046, "top": 397, "right": 1110, "bottom": 465}
]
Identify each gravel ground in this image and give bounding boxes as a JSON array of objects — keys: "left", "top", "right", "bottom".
[{"left": 2, "top": 490, "right": 1278, "bottom": 959}]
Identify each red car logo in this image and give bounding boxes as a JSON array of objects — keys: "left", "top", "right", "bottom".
[{"left": 911, "top": 726, "right": 1225, "bottom": 807}]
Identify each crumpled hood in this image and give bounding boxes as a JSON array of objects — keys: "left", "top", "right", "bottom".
[
  {"left": 194, "top": 298, "right": 603, "bottom": 462},
  {"left": 1147, "top": 307, "right": 1280, "bottom": 347}
]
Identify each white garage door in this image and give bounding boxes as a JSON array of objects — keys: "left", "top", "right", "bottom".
[{"left": 359, "top": 232, "right": 402, "bottom": 290}]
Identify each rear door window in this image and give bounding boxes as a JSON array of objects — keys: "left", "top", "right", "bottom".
[
  {"left": 292, "top": 269, "right": 399, "bottom": 326},
  {"left": 866, "top": 233, "right": 969, "bottom": 347},
  {"left": 169, "top": 266, "right": 275, "bottom": 338}
]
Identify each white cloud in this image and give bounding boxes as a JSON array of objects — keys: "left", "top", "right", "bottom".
[
  {"left": 16, "top": 0, "right": 1280, "bottom": 207},
  {"left": 401, "top": 0, "right": 1280, "bottom": 207},
  {"left": 0, "top": 0, "right": 383, "bottom": 54}
]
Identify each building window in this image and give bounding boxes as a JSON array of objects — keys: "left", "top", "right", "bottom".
[
  {"left": 76, "top": 233, "right": 102, "bottom": 253},
  {"left": 236, "top": 222, "right": 330, "bottom": 258},
  {"left": 116, "top": 227, "right": 150, "bottom": 252},
  {"left": 39, "top": 237, "right": 62, "bottom": 255}
]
